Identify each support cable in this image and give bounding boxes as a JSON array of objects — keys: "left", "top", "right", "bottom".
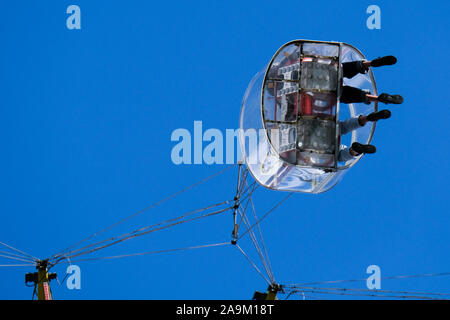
[
  {"left": 287, "top": 285, "right": 450, "bottom": 298},
  {"left": 238, "top": 192, "right": 293, "bottom": 241},
  {"left": 247, "top": 188, "right": 274, "bottom": 283},
  {"left": 52, "top": 200, "right": 231, "bottom": 262},
  {"left": 0, "top": 250, "right": 36, "bottom": 262},
  {"left": 0, "top": 241, "right": 38, "bottom": 262},
  {"left": 235, "top": 182, "right": 258, "bottom": 234},
  {"left": 284, "top": 271, "right": 450, "bottom": 287},
  {"left": 50, "top": 165, "right": 236, "bottom": 260},
  {"left": 0, "top": 253, "right": 36, "bottom": 264},
  {"left": 54, "top": 206, "right": 232, "bottom": 264},
  {"left": 237, "top": 208, "right": 273, "bottom": 283},
  {"left": 235, "top": 244, "right": 271, "bottom": 286},
  {"left": 284, "top": 288, "right": 446, "bottom": 300},
  {"left": 66, "top": 242, "right": 230, "bottom": 263}
]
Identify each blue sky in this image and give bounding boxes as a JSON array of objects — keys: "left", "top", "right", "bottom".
[{"left": 0, "top": 0, "right": 449, "bottom": 299}]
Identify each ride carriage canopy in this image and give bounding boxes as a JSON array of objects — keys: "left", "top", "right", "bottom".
[{"left": 239, "top": 40, "right": 378, "bottom": 194}]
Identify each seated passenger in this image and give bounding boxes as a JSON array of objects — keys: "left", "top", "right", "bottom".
[
  {"left": 338, "top": 55, "right": 403, "bottom": 162},
  {"left": 338, "top": 110, "right": 390, "bottom": 162},
  {"left": 341, "top": 56, "right": 403, "bottom": 105}
]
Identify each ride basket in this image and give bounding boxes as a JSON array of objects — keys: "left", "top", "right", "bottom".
[{"left": 239, "top": 40, "right": 378, "bottom": 193}]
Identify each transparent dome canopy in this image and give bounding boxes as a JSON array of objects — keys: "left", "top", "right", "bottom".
[{"left": 239, "top": 40, "right": 378, "bottom": 193}]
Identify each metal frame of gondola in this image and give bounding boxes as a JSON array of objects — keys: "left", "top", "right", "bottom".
[{"left": 261, "top": 39, "right": 378, "bottom": 173}]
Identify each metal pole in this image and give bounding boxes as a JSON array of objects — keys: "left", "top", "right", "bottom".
[
  {"left": 36, "top": 264, "right": 52, "bottom": 300},
  {"left": 26, "top": 260, "right": 56, "bottom": 300}
]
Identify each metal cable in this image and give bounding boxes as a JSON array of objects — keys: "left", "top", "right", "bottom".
[
  {"left": 238, "top": 208, "right": 273, "bottom": 284},
  {"left": 67, "top": 242, "right": 230, "bottom": 263},
  {"left": 0, "top": 250, "right": 36, "bottom": 262},
  {"left": 235, "top": 182, "right": 258, "bottom": 233},
  {"left": 247, "top": 185, "right": 274, "bottom": 283},
  {"left": 285, "top": 288, "right": 445, "bottom": 300},
  {"left": 0, "top": 241, "right": 38, "bottom": 261},
  {"left": 50, "top": 165, "right": 236, "bottom": 260},
  {"left": 235, "top": 244, "right": 271, "bottom": 286},
  {"left": 0, "top": 253, "right": 36, "bottom": 264},
  {"left": 289, "top": 285, "right": 450, "bottom": 298},
  {"left": 285, "top": 271, "right": 450, "bottom": 287},
  {"left": 238, "top": 192, "right": 293, "bottom": 240},
  {"left": 57, "top": 206, "right": 232, "bottom": 263},
  {"left": 52, "top": 200, "right": 231, "bottom": 261}
]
